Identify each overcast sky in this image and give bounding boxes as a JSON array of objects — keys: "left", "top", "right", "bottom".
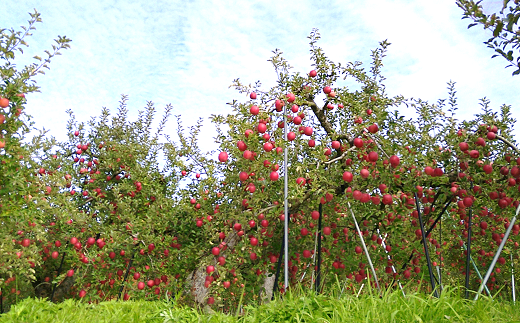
[{"left": 4, "top": 0, "right": 519, "bottom": 153}]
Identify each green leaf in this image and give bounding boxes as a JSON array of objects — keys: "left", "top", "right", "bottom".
[
  {"left": 493, "top": 20, "right": 504, "bottom": 37},
  {"left": 468, "top": 23, "right": 478, "bottom": 29}
]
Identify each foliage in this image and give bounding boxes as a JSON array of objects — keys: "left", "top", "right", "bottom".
[
  {"left": 456, "top": 0, "right": 520, "bottom": 75},
  {"left": 1, "top": 286, "right": 520, "bottom": 322},
  {"left": 2, "top": 9, "right": 520, "bottom": 315},
  {"left": 0, "top": 9, "right": 71, "bottom": 310}
]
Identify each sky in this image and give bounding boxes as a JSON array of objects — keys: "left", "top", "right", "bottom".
[{"left": 3, "top": 0, "right": 519, "bottom": 154}]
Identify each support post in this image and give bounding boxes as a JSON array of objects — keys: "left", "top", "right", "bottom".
[
  {"left": 315, "top": 203, "right": 323, "bottom": 293},
  {"left": 464, "top": 202, "right": 473, "bottom": 299},
  {"left": 347, "top": 202, "right": 380, "bottom": 292},
  {"left": 283, "top": 101, "right": 289, "bottom": 290},
  {"left": 512, "top": 253, "right": 516, "bottom": 303},
  {"left": 272, "top": 230, "right": 285, "bottom": 300},
  {"left": 475, "top": 203, "right": 520, "bottom": 300},
  {"left": 414, "top": 193, "right": 439, "bottom": 297},
  {"left": 118, "top": 247, "right": 137, "bottom": 300}
]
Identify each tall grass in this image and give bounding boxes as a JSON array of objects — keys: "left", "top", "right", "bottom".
[{"left": 1, "top": 286, "right": 519, "bottom": 322}]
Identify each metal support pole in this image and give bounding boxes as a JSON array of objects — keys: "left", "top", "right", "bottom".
[
  {"left": 512, "top": 253, "right": 516, "bottom": 303},
  {"left": 272, "top": 231, "right": 285, "bottom": 300},
  {"left": 377, "top": 230, "right": 405, "bottom": 296},
  {"left": 118, "top": 247, "right": 137, "bottom": 300},
  {"left": 464, "top": 203, "right": 473, "bottom": 299},
  {"left": 458, "top": 237, "right": 491, "bottom": 297},
  {"left": 315, "top": 203, "right": 323, "bottom": 293},
  {"left": 414, "top": 193, "right": 439, "bottom": 297},
  {"left": 283, "top": 101, "right": 289, "bottom": 290},
  {"left": 50, "top": 249, "right": 67, "bottom": 302},
  {"left": 396, "top": 198, "right": 452, "bottom": 278},
  {"left": 475, "top": 203, "right": 520, "bottom": 300},
  {"left": 347, "top": 202, "right": 380, "bottom": 292}
]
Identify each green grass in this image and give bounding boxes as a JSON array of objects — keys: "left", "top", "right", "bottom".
[{"left": 1, "top": 287, "right": 520, "bottom": 323}]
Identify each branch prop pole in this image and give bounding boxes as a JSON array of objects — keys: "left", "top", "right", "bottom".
[
  {"left": 283, "top": 102, "right": 289, "bottom": 290},
  {"left": 475, "top": 203, "right": 520, "bottom": 300},
  {"left": 377, "top": 229, "right": 405, "bottom": 297},
  {"left": 272, "top": 230, "right": 285, "bottom": 300},
  {"left": 315, "top": 203, "right": 323, "bottom": 293},
  {"left": 347, "top": 202, "right": 380, "bottom": 293},
  {"left": 50, "top": 247, "right": 67, "bottom": 302},
  {"left": 396, "top": 197, "right": 452, "bottom": 278},
  {"left": 414, "top": 193, "right": 439, "bottom": 298},
  {"left": 458, "top": 233, "right": 491, "bottom": 297},
  {"left": 464, "top": 202, "right": 473, "bottom": 299},
  {"left": 511, "top": 253, "right": 516, "bottom": 303},
  {"left": 117, "top": 247, "right": 137, "bottom": 300}
]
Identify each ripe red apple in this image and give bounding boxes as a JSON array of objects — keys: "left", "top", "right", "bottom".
[
  {"left": 0, "top": 98, "right": 9, "bottom": 108},
  {"left": 331, "top": 141, "right": 340, "bottom": 149},
  {"left": 21, "top": 239, "right": 30, "bottom": 247},
  {"left": 270, "top": 171, "right": 279, "bottom": 181},
  {"left": 211, "top": 247, "right": 220, "bottom": 256},
  {"left": 137, "top": 282, "right": 145, "bottom": 290},
  {"left": 79, "top": 290, "right": 86, "bottom": 298},
  {"left": 257, "top": 123, "right": 267, "bottom": 133},
  {"left": 324, "top": 148, "right": 332, "bottom": 156},
  {"left": 250, "top": 92, "right": 257, "bottom": 99},
  {"left": 134, "top": 272, "right": 141, "bottom": 280},
  {"left": 475, "top": 137, "right": 486, "bottom": 146},
  {"left": 304, "top": 127, "right": 313, "bottom": 136},
  {"left": 368, "top": 151, "right": 378, "bottom": 162},
  {"left": 237, "top": 141, "right": 247, "bottom": 151},
  {"left": 67, "top": 269, "right": 74, "bottom": 277},
  {"left": 343, "top": 171, "right": 353, "bottom": 183},
  {"left": 389, "top": 155, "right": 400, "bottom": 167},
  {"left": 0, "top": 114, "right": 5, "bottom": 124},
  {"left": 368, "top": 124, "right": 379, "bottom": 133},
  {"left": 487, "top": 132, "right": 496, "bottom": 140},
  {"left": 353, "top": 138, "right": 363, "bottom": 148},
  {"left": 308, "top": 139, "right": 315, "bottom": 147},
  {"left": 309, "top": 70, "right": 317, "bottom": 77},
  {"left": 323, "top": 86, "right": 331, "bottom": 94},
  {"left": 286, "top": 93, "right": 295, "bottom": 103},
  {"left": 355, "top": 246, "right": 362, "bottom": 254},
  {"left": 275, "top": 100, "right": 284, "bottom": 111},
  {"left": 287, "top": 132, "right": 296, "bottom": 141},
  {"left": 360, "top": 169, "right": 370, "bottom": 179},
  {"left": 459, "top": 142, "right": 469, "bottom": 151},
  {"left": 239, "top": 171, "right": 249, "bottom": 181},
  {"left": 382, "top": 194, "right": 393, "bottom": 205},
  {"left": 483, "top": 164, "right": 493, "bottom": 174},
  {"left": 323, "top": 227, "right": 331, "bottom": 235},
  {"left": 469, "top": 150, "right": 479, "bottom": 158},
  {"left": 218, "top": 152, "right": 228, "bottom": 162}
]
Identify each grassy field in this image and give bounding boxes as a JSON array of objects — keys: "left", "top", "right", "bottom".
[{"left": 1, "top": 286, "right": 519, "bottom": 322}]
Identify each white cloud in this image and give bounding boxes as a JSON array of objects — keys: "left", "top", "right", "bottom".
[{"left": 3, "top": 0, "right": 519, "bottom": 152}]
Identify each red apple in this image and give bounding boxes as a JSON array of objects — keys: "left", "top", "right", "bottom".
[{"left": 0, "top": 98, "right": 9, "bottom": 108}]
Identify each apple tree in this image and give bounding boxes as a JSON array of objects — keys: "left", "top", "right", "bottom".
[{"left": 180, "top": 28, "right": 520, "bottom": 308}]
